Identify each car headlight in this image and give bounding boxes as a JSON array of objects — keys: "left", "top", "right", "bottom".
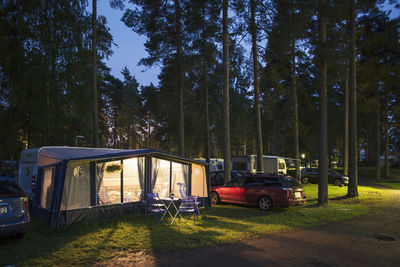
[{"left": 343, "top": 176, "right": 349, "bottom": 181}]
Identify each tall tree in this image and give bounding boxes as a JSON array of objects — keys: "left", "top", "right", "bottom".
[
  {"left": 318, "top": 0, "right": 328, "bottom": 204},
  {"left": 223, "top": 0, "right": 231, "bottom": 183},
  {"left": 92, "top": 0, "right": 99, "bottom": 147},
  {"left": 250, "top": 0, "right": 263, "bottom": 172},
  {"left": 348, "top": 0, "right": 358, "bottom": 197}
]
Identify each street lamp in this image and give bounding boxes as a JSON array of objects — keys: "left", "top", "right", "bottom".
[{"left": 75, "top": 135, "right": 85, "bottom": 147}]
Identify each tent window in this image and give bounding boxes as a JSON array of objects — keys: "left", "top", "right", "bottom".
[
  {"left": 61, "top": 161, "right": 90, "bottom": 210},
  {"left": 40, "top": 167, "right": 55, "bottom": 210},
  {"left": 122, "top": 157, "right": 145, "bottom": 203},
  {"left": 151, "top": 158, "right": 170, "bottom": 199},
  {"left": 171, "top": 162, "right": 188, "bottom": 198},
  {"left": 151, "top": 158, "right": 189, "bottom": 199},
  {"left": 96, "top": 160, "right": 121, "bottom": 205}
]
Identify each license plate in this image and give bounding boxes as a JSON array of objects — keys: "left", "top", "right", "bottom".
[
  {"left": 0, "top": 206, "right": 7, "bottom": 214},
  {"left": 295, "top": 192, "right": 301, "bottom": 199}
]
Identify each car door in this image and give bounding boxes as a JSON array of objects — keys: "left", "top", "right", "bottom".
[
  {"left": 218, "top": 177, "right": 245, "bottom": 203},
  {"left": 243, "top": 177, "right": 260, "bottom": 204},
  {"left": 307, "top": 168, "right": 319, "bottom": 183},
  {"left": 228, "top": 177, "right": 246, "bottom": 203}
]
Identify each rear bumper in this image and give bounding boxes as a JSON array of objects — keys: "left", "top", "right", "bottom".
[
  {"left": 0, "top": 220, "right": 30, "bottom": 237},
  {"left": 287, "top": 197, "right": 307, "bottom": 206}
]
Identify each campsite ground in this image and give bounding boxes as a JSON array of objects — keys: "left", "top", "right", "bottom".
[
  {"left": 1, "top": 168, "right": 399, "bottom": 266},
  {"left": 96, "top": 177, "right": 400, "bottom": 267}
]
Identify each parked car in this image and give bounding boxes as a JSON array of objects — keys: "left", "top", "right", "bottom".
[
  {"left": 301, "top": 168, "right": 349, "bottom": 186},
  {"left": 0, "top": 176, "right": 30, "bottom": 238},
  {"left": 210, "top": 170, "right": 242, "bottom": 186},
  {"left": 211, "top": 174, "right": 306, "bottom": 210}
]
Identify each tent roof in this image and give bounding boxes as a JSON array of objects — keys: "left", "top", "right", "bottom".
[{"left": 31, "top": 147, "right": 203, "bottom": 168}]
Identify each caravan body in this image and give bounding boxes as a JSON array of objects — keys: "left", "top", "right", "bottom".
[{"left": 231, "top": 155, "right": 287, "bottom": 175}]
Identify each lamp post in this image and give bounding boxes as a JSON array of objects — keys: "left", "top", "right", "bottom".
[
  {"left": 75, "top": 135, "right": 85, "bottom": 147},
  {"left": 301, "top": 153, "right": 306, "bottom": 167}
]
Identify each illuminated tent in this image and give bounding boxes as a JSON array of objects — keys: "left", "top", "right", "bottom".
[{"left": 31, "top": 147, "right": 209, "bottom": 227}]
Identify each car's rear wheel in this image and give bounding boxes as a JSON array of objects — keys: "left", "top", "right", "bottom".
[
  {"left": 334, "top": 179, "right": 344, "bottom": 187},
  {"left": 301, "top": 177, "right": 309, "bottom": 184},
  {"left": 211, "top": 192, "right": 220, "bottom": 205},
  {"left": 258, "top": 196, "right": 273, "bottom": 210}
]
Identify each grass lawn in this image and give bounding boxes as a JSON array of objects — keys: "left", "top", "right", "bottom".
[
  {"left": 0, "top": 184, "right": 383, "bottom": 266},
  {"left": 376, "top": 182, "right": 400, "bottom": 190}
]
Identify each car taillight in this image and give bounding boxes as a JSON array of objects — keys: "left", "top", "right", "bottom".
[
  {"left": 23, "top": 196, "right": 29, "bottom": 208},
  {"left": 32, "top": 175, "right": 36, "bottom": 192}
]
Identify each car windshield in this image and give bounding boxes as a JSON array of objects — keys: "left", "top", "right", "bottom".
[
  {"left": 0, "top": 180, "right": 25, "bottom": 198},
  {"left": 281, "top": 177, "right": 301, "bottom": 187}
]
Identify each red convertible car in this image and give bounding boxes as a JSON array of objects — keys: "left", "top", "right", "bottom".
[{"left": 211, "top": 174, "right": 306, "bottom": 210}]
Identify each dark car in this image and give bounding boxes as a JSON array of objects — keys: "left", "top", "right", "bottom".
[
  {"left": 211, "top": 174, "right": 306, "bottom": 210},
  {"left": 0, "top": 177, "right": 30, "bottom": 238},
  {"left": 301, "top": 168, "right": 349, "bottom": 186},
  {"left": 210, "top": 170, "right": 242, "bottom": 186}
]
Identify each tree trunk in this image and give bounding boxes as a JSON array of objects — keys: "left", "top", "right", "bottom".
[
  {"left": 223, "top": 0, "right": 231, "bottom": 183},
  {"left": 348, "top": 0, "right": 358, "bottom": 197},
  {"left": 92, "top": 0, "right": 99, "bottom": 147},
  {"left": 318, "top": 0, "right": 328, "bottom": 204},
  {"left": 376, "top": 89, "right": 381, "bottom": 181},
  {"left": 202, "top": 4, "right": 211, "bottom": 198},
  {"left": 384, "top": 90, "right": 390, "bottom": 177},
  {"left": 291, "top": 36, "right": 300, "bottom": 181},
  {"left": 174, "top": 0, "right": 184, "bottom": 156},
  {"left": 344, "top": 68, "right": 349, "bottom": 176},
  {"left": 251, "top": 0, "right": 263, "bottom": 173}
]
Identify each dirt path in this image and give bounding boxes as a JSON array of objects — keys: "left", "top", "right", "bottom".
[{"left": 96, "top": 187, "right": 400, "bottom": 267}]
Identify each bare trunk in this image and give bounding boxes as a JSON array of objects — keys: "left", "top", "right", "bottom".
[
  {"left": 318, "top": 0, "right": 328, "bottom": 204},
  {"left": 291, "top": 37, "right": 300, "bottom": 180},
  {"left": 174, "top": 0, "right": 184, "bottom": 156},
  {"left": 251, "top": 0, "right": 263, "bottom": 172},
  {"left": 223, "top": 0, "right": 231, "bottom": 183},
  {"left": 348, "top": 0, "right": 358, "bottom": 197},
  {"left": 92, "top": 0, "right": 99, "bottom": 147},
  {"left": 344, "top": 68, "right": 349, "bottom": 176},
  {"left": 202, "top": 4, "right": 211, "bottom": 198},
  {"left": 384, "top": 90, "right": 390, "bottom": 177},
  {"left": 376, "top": 89, "right": 381, "bottom": 181}
]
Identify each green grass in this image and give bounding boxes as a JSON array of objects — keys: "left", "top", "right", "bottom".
[
  {"left": 376, "top": 182, "right": 400, "bottom": 190},
  {"left": 0, "top": 184, "right": 384, "bottom": 266}
]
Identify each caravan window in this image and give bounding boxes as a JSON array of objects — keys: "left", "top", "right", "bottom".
[
  {"left": 61, "top": 161, "right": 90, "bottom": 210},
  {"left": 122, "top": 157, "right": 145, "bottom": 203},
  {"left": 96, "top": 160, "right": 122, "bottom": 205},
  {"left": 40, "top": 167, "right": 55, "bottom": 210}
]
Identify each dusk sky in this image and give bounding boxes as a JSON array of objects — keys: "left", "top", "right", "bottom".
[{"left": 92, "top": 1, "right": 399, "bottom": 88}]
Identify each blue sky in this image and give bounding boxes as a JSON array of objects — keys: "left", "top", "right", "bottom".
[
  {"left": 94, "top": 1, "right": 399, "bottom": 87},
  {"left": 95, "top": 1, "right": 160, "bottom": 86}
]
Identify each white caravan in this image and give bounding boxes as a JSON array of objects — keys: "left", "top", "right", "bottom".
[{"left": 231, "top": 155, "right": 287, "bottom": 175}]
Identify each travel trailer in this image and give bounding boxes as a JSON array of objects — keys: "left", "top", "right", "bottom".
[{"left": 231, "top": 155, "right": 287, "bottom": 175}]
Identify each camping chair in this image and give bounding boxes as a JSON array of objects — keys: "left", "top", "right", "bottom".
[
  {"left": 177, "top": 182, "right": 201, "bottom": 215},
  {"left": 98, "top": 187, "right": 111, "bottom": 205},
  {"left": 146, "top": 193, "right": 167, "bottom": 223},
  {"left": 175, "top": 195, "right": 199, "bottom": 224}
]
